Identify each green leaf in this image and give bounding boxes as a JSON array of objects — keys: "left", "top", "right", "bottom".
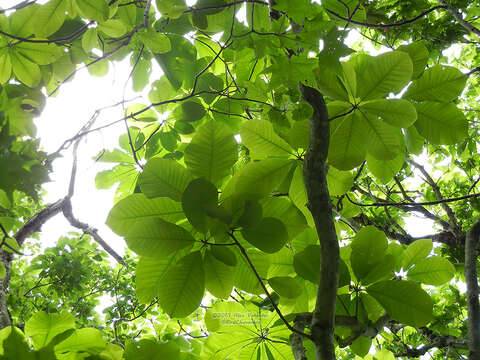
[
  {"left": 125, "top": 103, "right": 157, "bottom": 122},
  {"left": 14, "top": 42, "right": 62, "bottom": 65},
  {"left": 362, "top": 112, "right": 402, "bottom": 161},
  {"left": 367, "top": 280, "right": 433, "bottom": 327},
  {"left": 350, "top": 226, "right": 388, "bottom": 283},
  {"left": 350, "top": 336, "right": 372, "bottom": 357},
  {"left": 182, "top": 178, "right": 218, "bottom": 233},
  {"left": 184, "top": 120, "right": 238, "bottom": 184},
  {"left": 10, "top": 51, "right": 41, "bottom": 87},
  {"left": 402, "top": 239, "right": 432, "bottom": 270},
  {"left": 294, "top": 244, "right": 321, "bottom": 283},
  {"left": 328, "top": 111, "right": 368, "bottom": 170},
  {"left": 197, "top": 73, "right": 223, "bottom": 104},
  {"left": 404, "top": 65, "right": 466, "bottom": 102},
  {"left": 397, "top": 42, "right": 429, "bottom": 79},
  {"left": 81, "top": 28, "right": 99, "bottom": 53},
  {"left": 179, "top": 101, "right": 205, "bottom": 122},
  {"left": 156, "top": 0, "right": 187, "bottom": 19},
  {"left": 54, "top": 328, "right": 106, "bottom": 354},
  {"left": 235, "top": 158, "right": 294, "bottom": 197},
  {"left": 0, "top": 50, "right": 11, "bottom": 84},
  {"left": 327, "top": 166, "right": 354, "bottom": 196},
  {"left": 236, "top": 199, "right": 263, "bottom": 228},
  {"left": 366, "top": 152, "right": 405, "bottom": 184},
  {"left": 240, "top": 120, "right": 293, "bottom": 158},
  {"left": 157, "top": 251, "right": 205, "bottom": 318},
  {"left": 352, "top": 51, "right": 413, "bottom": 101},
  {"left": 75, "top": 0, "right": 109, "bottom": 23},
  {"left": 241, "top": 217, "right": 288, "bottom": 253},
  {"left": 407, "top": 256, "right": 455, "bottom": 285},
  {"left": 124, "top": 218, "right": 195, "bottom": 257},
  {"left": 138, "top": 29, "right": 171, "bottom": 54},
  {"left": 33, "top": 0, "right": 67, "bottom": 37},
  {"left": 125, "top": 339, "right": 180, "bottom": 360},
  {"left": 359, "top": 99, "right": 417, "bottom": 128},
  {"left": 0, "top": 327, "right": 33, "bottom": 360},
  {"left": 139, "top": 158, "right": 193, "bottom": 201},
  {"left": 211, "top": 246, "right": 237, "bottom": 266},
  {"left": 204, "top": 250, "right": 234, "bottom": 299},
  {"left": 314, "top": 66, "right": 349, "bottom": 101},
  {"left": 106, "top": 194, "right": 184, "bottom": 236},
  {"left": 98, "top": 19, "right": 127, "bottom": 37},
  {"left": 268, "top": 276, "right": 302, "bottom": 298},
  {"left": 0, "top": 263, "right": 5, "bottom": 278},
  {"left": 25, "top": 312, "right": 75, "bottom": 349},
  {"left": 414, "top": 102, "right": 467, "bottom": 144},
  {"left": 135, "top": 253, "right": 184, "bottom": 303}
]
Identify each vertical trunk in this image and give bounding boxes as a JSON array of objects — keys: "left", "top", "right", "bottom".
[
  {"left": 0, "top": 251, "right": 12, "bottom": 329},
  {"left": 466, "top": 219, "right": 480, "bottom": 359},
  {"left": 300, "top": 84, "right": 339, "bottom": 360}
]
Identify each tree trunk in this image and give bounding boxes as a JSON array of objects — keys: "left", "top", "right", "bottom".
[
  {"left": 300, "top": 83, "right": 339, "bottom": 360},
  {"left": 466, "top": 218, "right": 480, "bottom": 359}
]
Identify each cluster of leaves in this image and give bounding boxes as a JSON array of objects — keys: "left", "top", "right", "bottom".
[{"left": 0, "top": 0, "right": 479, "bottom": 359}]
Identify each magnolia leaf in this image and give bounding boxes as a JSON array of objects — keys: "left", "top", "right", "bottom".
[
  {"left": 241, "top": 217, "right": 288, "bottom": 253},
  {"left": 204, "top": 250, "right": 234, "bottom": 299},
  {"left": 359, "top": 99, "right": 417, "bottom": 128},
  {"left": 54, "top": 328, "right": 106, "bottom": 354},
  {"left": 33, "top": 0, "right": 68, "bottom": 37},
  {"left": 414, "top": 102, "right": 467, "bottom": 144},
  {"left": 75, "top": 0, "right": 109, "bottom": 23},
  {"left": 25, "top": 312, "right": 75, "bottom": 350},
  {"left": 268, "top": 276, "right": 302, "bottom": 298},
  {"left": 106, "top": 194, "right": 184, "bottom": 236},
  {"left": 367, "top": 280, "right": 433, "bottom": 327},
  {"left": 184, "top": 120, "right": 238, "bottom": 184},
  {"left": 402, "top": 239, "right": 433, "bottom": 270},
  {"left": 397, "top": 42, "right": 429, "bottom": 79},
  {"left": 407, "top": 256, "right": 455, "bottom": 285},
  {"left": 182, "top": 178, "right": 218, "bottom": 233},
  {"left": 240, "top": 120, "right": 294, "bottom": 158},
  {"left": 157, "top": 251, "right": 205, "bottom": 318},
  {"left": 404, "top": 65, "right": 466, "bottom": 102},
  {"left": 125, "top": 218, "right": 195, "bottom": 257},
  {"left": 139, "top": 158, "right": 193, "bottom": 201}
]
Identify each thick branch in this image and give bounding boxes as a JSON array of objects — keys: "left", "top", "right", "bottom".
[
  {"left": 325, "top": 5, "right": 446, "bottom": 28},
  {"left": 300, "top": 83, "right": 339, "bottom": 360},
  {"left": 466, "top": 218, "right": 480, "bottom": 359},
  {"left": 290, "top": 315, "right": 309, "bottom": 360},
  {"left": 438, "top": 0, "right": 480, "bottom": 37}
]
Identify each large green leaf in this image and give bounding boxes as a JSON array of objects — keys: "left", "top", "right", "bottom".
[
  {"left": 157, "top": 251, "right": 205, "bottom": 318},
  {"left": 350, "top": 226, "right": 388, "bottom": 283},
  {"left": 367, "top": 280, "right": 433, "bottom": 327},
  {"left": 135, "top": 252, "right": 185, "bottom": 303},
  {"left": 138, "top": 158, "right": 193, "bottom": 201},
  {"left": 0, "top": 50, "right": 11, "bottom": 84},
  {"left": 314, "top": 66, "right": 349, "bottom": 101},
  {"left": 235, "top": 158, "right": 294, "bottom": 197},
  {"left": 138, "top": 29, "right": 172, "bottom": 54},
  {"left": 240, "top": 120, "right": 293, "bottom": 158},
  {"left": 398, "top": 42, "right": 429, "bottom": 79},
  {"left": 25, "top": 312, "right": 75, "bottom": 349},
  {"left": 268, "top": 276, "right": 302, "bottom": 298},
  {"left": 402, "top": 239, "right": 432, "bottom": 270},
  {"left": 359, "top": 99, "right": 417, "bottom": 128},
  {"left": 327, "top": 166, "right": 354, "bottom": 196},
  {"left": 407, "top": 256, "right": 455, "bottom": 285},
  {"left": 414, "top": 102, "right": 467, "bottom": 144},
  {"left": 404, "top": 65, "right": 466, "bottom": 102},
  {"left": 366, "top": 152, "right": 405, "bottom": 184},
  {"left": 328, "top": 111, "right": 368, "bottom": 170},
  {"left": 124, "top": 339, "right": 180, "bottom": 360},
  {"left": 184, "top": 120, "right": 238, "bottom": 184},
  {"left": 125, "top": 218, "right": 195, "bottom": 257},
  {"left": 182, "top": 178, "right": 219, "bottom": 233},
  {"left": 241, "top": 217, "right": 288, "bottom": 253},
  {"left": 54, "top": 328, "right": 106, "bottom": 355},
  {"left": 362, "top": 112, "right": 402, "bottom": 161},
  {"left": 106, "top": 194, "right": 184, "bottom": 236},
  {"left": 75, "top": 0, "right": 109, "bottom": 23},
  {"left": 294, "top": 244, "right": 321, "bottom": 284},
  {"left": 10, "top": 51, "right": 41, "bottom": 87},
  {"left": 352, "top": 51, "right": 413, "bottom": 101},
  {"left": 204, "top": 250, "right": 234, "bottom": 299},
  {"left": 33, "top": 0, "right": 67, "bottom": 37}
]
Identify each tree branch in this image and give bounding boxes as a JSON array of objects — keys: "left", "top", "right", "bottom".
[
  {"left": 438, "top": 0, "right": 480, "bottom": 37},
  {"left": 325, "top": 5, "right": 447, "bottom": 28},
  {"left": 299, "top": 83, "right": 339, "bottom": 360},
  {"left": 465, "top": 218, "right": 480, "bottom": 358}
]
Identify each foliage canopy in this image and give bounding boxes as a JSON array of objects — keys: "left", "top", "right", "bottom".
[{"left": 1, "top": 0, "right": 480, "bottom": 359}]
